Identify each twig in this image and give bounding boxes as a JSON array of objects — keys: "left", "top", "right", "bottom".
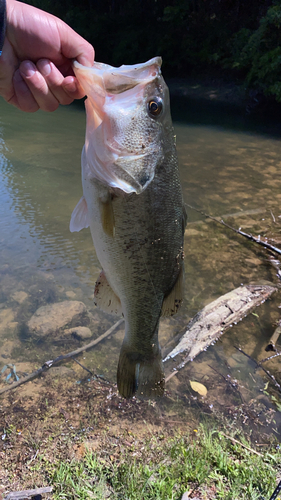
[
  {"left": 165, "top": 370, "right": 178, "bottom": 383},
  {"left": 234, "top": 346, "right": 281, "bottom": 393},
  {"left": 70, "top": 356, "right": 95, "bottom": 377},
  {"left": 208, "top": 364, "right": 244, "bottom": 403},
  {"left": 269, "top": 478, "right": 281, "bottom": 500},
  {"left": 265, "top": 322, "right": 281, "bottom": 352},
  {"left": 219, "top": 432, "right": 263, "bottom": 457},
  {"left": 4, "top": 486, "right": 52, "bottom": 499},
  {"left": 186, "top": 204, "right": 281, "bottom": 256},
  {"left": 270, "top": 209, "right": 276, "bottom": 224},
  {"left": 0, "top": 319, "right": 123, "bottom": 395},
  {"left": 267, "top": 256, "right": 281, "bottom": 281},
  {"left": 208, "top": 364, "right": 229, "bottom": 383},
  {"left": 260, "top": 352, "right": 281, "bottom": 364}
]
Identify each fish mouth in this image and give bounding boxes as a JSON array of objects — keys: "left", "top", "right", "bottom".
[
  {"left": 73, "top": 57, "right": 162, "bottom": 96},
  {"left": 74, "top": 57, "right": 166, "bottom": 194}
]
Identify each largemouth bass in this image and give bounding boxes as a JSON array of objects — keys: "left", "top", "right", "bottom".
[{"left": 70, "top": 57, "right": 186, "bottom": 398}]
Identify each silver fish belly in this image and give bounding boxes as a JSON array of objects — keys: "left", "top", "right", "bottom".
[{"left": 71, "top": 57, "right": 186, "bottom": 398}]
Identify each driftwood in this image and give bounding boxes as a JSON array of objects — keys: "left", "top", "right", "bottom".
[
  {"left": 164, "top": 284, "right": 277, "bottom": 368},
  {"left": 4, "top": 486, "right": 52, "bottom": 499},
  {"left": 0, "top": 319, "right": 123, "bottom": 395}
]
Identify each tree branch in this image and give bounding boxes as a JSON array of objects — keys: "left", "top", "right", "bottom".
[{"left": 0, "top": 319, "right": 123, "bottom": 395}]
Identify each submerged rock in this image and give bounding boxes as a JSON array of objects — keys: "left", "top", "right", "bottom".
[
  {"left": 0, "top": 308, "right": 16, "bottom": 335},
  {"left": 27, "top": 300, "right": 88, "bottom": 338},
  {"left": 64, "top": 326, "right": 92, "bottom": 340},
  {"left": 11, "top": 291, "right": 28, "bottom": 304}
]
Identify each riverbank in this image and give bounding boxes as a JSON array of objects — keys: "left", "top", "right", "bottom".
[
  {"left": 167, "top": 75, "right": 281, "bottom": 122},
  {"left": 168, "top": 77, "right": 247, "bottom": 110},
  {"left": 0, "top": 376, "right": 280, "bottom": 499}
]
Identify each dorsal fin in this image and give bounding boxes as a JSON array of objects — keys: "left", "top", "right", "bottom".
[
  {"left": 94, "top": 270, "right": 122, "bottom": 316},
  {"left": 161, "top": 263, "right": 184, "bottom": 317},
  {"left": 69, "top": 196, "right": 90, "bottom": 232}
]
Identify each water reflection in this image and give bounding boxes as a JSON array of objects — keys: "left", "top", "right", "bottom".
[{"left": 0, "top": 97, "right": 280, "bottom": 436}]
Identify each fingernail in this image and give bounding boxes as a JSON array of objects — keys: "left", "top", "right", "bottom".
[
  {"left": 37, "top": 59, "right": 51, "bottom": 77},
  {"left": 64, "top": 78, "right": 77, "bottom": 93},
  {"left": 20, "top": 61, "right": 36, "bottom": 78}
]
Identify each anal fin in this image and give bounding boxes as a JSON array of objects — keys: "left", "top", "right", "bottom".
[
  {"left": 161, "top": 263, "right": 184, "bottom": 317},
  {"left": 94, "top": 270, "right": 122, "bottom": 316}
]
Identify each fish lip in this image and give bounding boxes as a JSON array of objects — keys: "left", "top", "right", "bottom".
[
  {"left": 73, "top": 57, "right": 162, "bottom": 94},
  {"left": 73, "top": 57, "right": 162, "bottom": 73}
]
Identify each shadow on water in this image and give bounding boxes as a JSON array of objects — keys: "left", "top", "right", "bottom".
[
  {"left": 170, "top": 87, "right": 281, "bottom": 138},
  {"left": 0, "top": 91, "right": 281, "bottom": 445}
]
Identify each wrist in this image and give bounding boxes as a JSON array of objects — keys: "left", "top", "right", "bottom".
[{"left": 0, "top": 0, "right": 6, "bottom": 56}]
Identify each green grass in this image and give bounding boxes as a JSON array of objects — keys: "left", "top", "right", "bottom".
[{"left": 41, "top": 426, "right": 280, "bottom": 500}]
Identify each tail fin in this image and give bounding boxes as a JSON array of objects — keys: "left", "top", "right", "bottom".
[{"left": 117, "top": 344, "right": 165, "bottom": 399}]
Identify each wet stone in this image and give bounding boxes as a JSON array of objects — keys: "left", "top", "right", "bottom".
[{"left": 27, "top": 300, "right": 88, "bottom": 338}]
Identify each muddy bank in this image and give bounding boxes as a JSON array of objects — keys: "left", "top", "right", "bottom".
[{"left": 0, "top": 371, "right": 279, "bottom": 496}]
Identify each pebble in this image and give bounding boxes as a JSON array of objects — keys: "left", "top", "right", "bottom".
[{"left": 64, "top": 326, "right": 92, "bottom": 340}]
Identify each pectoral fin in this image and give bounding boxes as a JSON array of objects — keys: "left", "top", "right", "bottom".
[
  {"left": 100, "top": 195, "right": 115, "bottom": 237},
  {"left": 94, "top": 270, "right": 122, "bottom": 316},
  {"left": 161, "top": 263, "right": 184, "bottom": 317},
  {"left": 69, "top": 196, "right": 90, "bottom": 232}
]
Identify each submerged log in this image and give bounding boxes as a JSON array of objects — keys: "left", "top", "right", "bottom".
[{"left": 164, "top": 284, "right": 277, "bottom": 368}]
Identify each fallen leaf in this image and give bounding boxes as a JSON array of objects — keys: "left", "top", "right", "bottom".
[{"left": 190, "top": 380, "right": 207, "bottom": 396}]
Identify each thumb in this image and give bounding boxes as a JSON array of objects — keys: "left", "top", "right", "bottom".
[{"left": 58, "top": 20, "right": 95, "bottom": 67}]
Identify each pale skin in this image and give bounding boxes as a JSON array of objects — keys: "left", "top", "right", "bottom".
[{"left": 0, "top": 0, "right": 95, "bottom": 112}]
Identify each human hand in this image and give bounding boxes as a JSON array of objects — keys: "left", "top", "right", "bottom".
[{"left": 0, "top": 0, "right": 94, "bottom": 112}]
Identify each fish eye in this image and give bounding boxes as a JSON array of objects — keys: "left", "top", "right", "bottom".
[{"left": 147, "top": 97, "right": 163, "bottom": 118}]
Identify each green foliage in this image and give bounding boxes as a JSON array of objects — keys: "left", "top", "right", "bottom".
[
  {"left": 226, "top": 3, "right": 281, "bottom": 101},
  {"left": 48, "top": 426, "right": 280, "bottom": 500},
  {"left": 23, "top": 0, "right": 281, "bottom": 101}
]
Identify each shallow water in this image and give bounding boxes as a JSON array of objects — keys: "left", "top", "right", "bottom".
[{"left": 0, "top": 97, "right": 281, "bottom": 437}]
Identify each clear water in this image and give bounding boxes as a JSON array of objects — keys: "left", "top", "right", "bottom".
[{"left": 0, "top": 97, "right": 280, "bottom": 436}]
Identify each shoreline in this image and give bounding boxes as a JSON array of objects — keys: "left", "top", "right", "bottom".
[{"left": 167, "top": 76, "right": 247, "bottom": 110}]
